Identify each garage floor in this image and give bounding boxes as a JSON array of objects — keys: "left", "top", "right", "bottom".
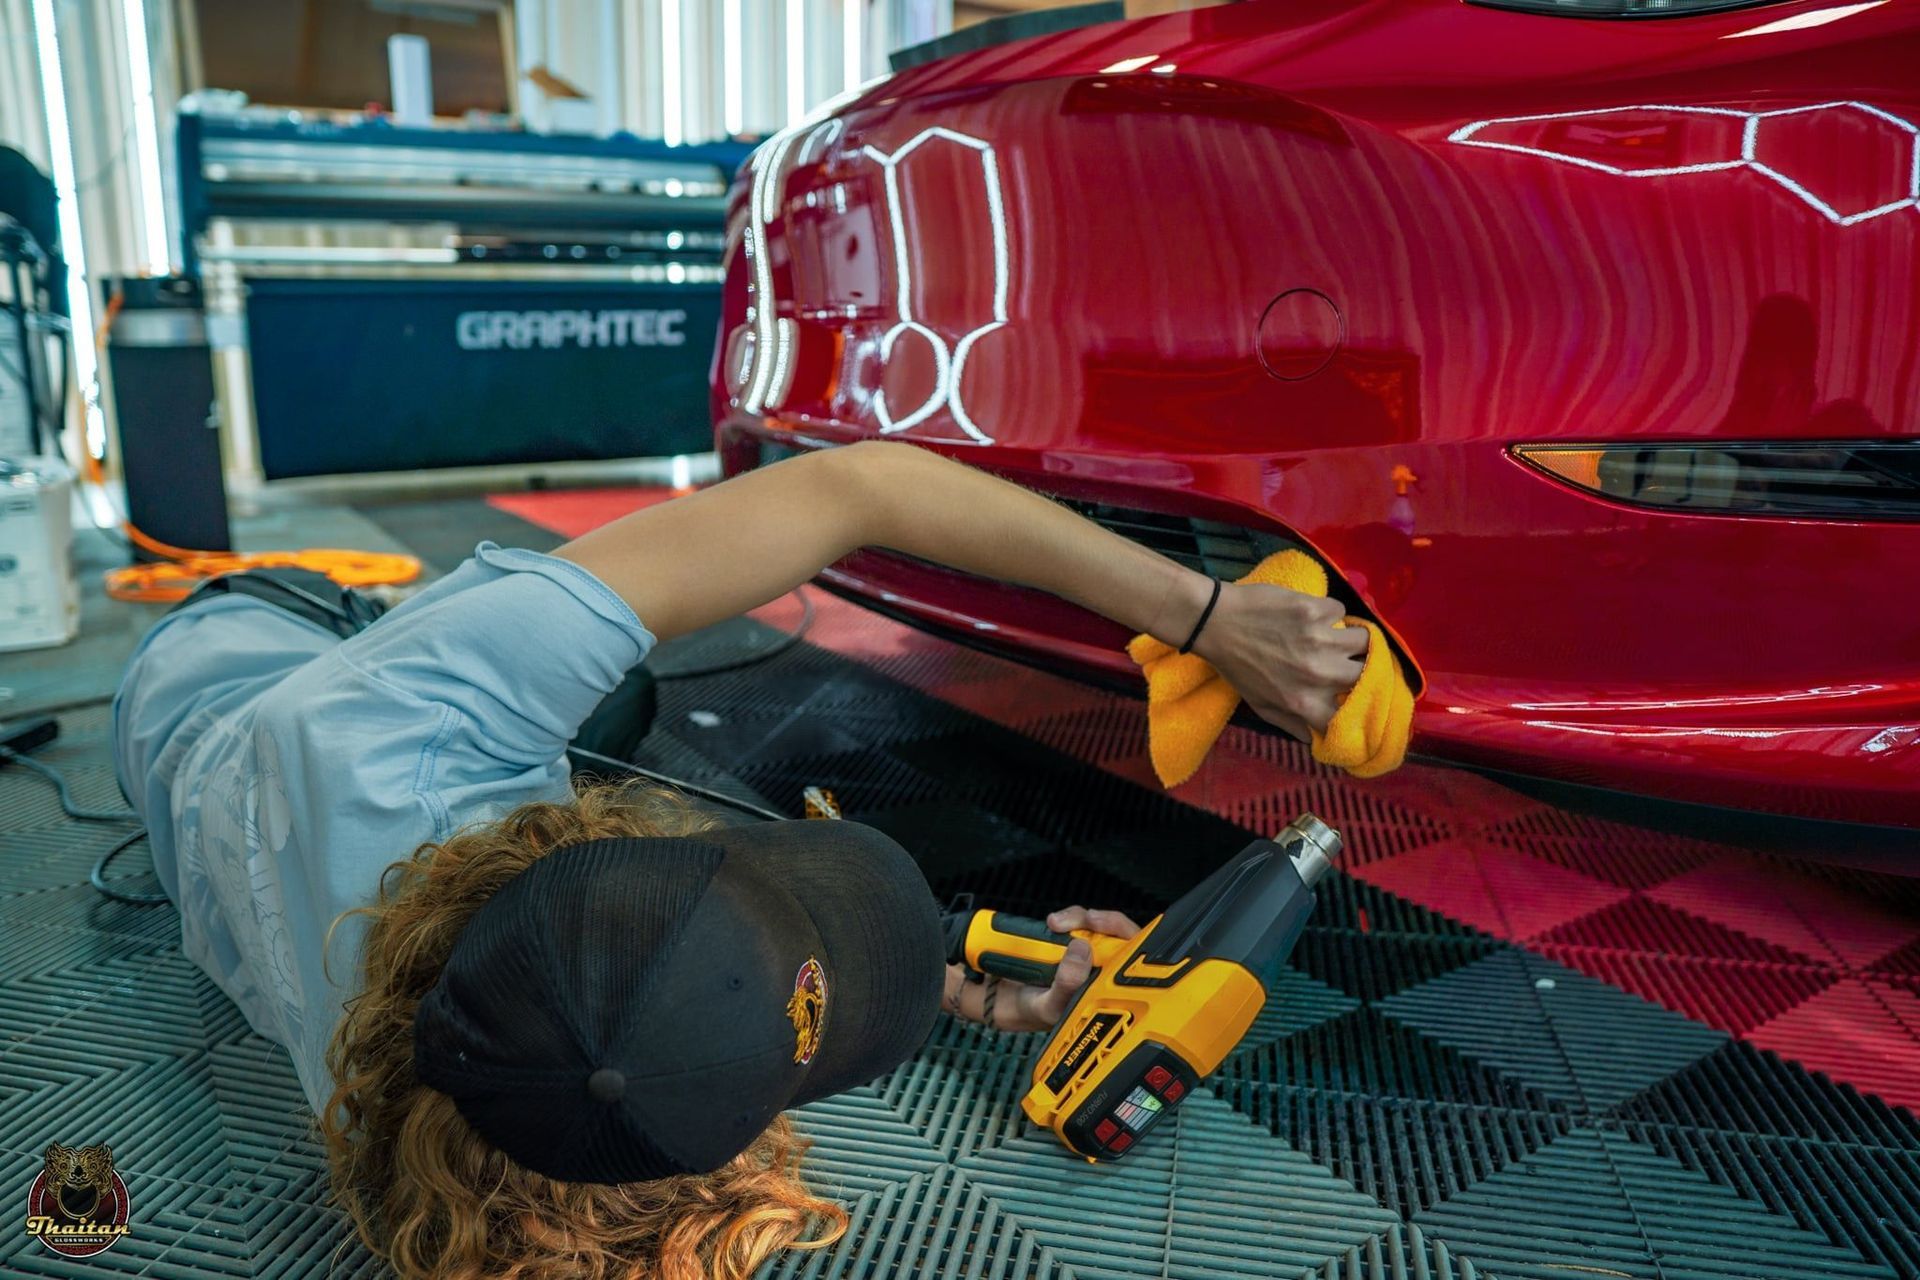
[{"left": 1, "top": 488, "right": 1916, "bottom": 1279}]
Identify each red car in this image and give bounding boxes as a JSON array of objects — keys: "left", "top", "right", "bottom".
[{"left": 712, "top": 0, "right": 1920, "bottom": 831}]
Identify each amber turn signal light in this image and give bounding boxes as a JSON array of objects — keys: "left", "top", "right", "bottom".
[{"left": 1511, "top": 442, "right": 1920, "bottom": 521}]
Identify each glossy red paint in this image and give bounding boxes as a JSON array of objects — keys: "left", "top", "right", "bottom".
[{"left": 711, "top": 0, "right": 1920, "bottom": 828}]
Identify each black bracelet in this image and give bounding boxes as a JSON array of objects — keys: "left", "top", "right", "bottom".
[{"left": 1178, "top": 578, "right": 1223, "bottom": 654}]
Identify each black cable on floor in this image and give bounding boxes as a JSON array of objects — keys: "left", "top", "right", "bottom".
[
  {"left": 0, "top": 742, "right": 170, "bottom": 906},
  {"left": 0, "top": 745, "right": 141, "bottom": 820},
  {"left": 90, "top": 828, "right": 167, "bottom": 905},
  {"left": 566, "top": 745, "right": 786, "bottom": 822},
  {"left": 647, "top": 588, "right": 816, "bottom": 680}
]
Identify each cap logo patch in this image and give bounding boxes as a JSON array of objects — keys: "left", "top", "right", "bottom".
[{"left": 786, "top": 957, "right": 827, "bottom": 1065}]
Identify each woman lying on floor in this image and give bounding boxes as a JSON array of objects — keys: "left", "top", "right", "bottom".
[{"left": 112, "top": 442, "right": 1366, "bottom": 1280}]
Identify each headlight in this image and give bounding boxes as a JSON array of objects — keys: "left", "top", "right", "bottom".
[{"left": 1512, "top": 443, "right": 1920, "bottom": 521}]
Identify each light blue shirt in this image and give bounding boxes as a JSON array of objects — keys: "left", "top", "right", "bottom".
[{"left": 111, "top": 543, "right": 655, "bottom": 1114}]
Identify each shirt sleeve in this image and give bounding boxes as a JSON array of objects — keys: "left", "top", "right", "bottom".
[{"left": 330, "top": 542, "right": 657, "bottom": 785}]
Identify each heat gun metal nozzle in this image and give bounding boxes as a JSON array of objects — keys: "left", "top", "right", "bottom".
[{"left": 1280, "top": 813, "right": 1341, "bottom": 887}]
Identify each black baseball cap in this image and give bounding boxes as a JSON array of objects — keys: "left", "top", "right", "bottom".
[{"left": 413, "top": 820, "right": 944, "bottom": 1183}]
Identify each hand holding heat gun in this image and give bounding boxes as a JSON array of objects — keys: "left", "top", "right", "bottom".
[{"left": 943, "top": 814, "right": 1341, "bottom": 1161}]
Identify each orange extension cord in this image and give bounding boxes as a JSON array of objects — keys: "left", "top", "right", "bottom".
[
  {"left": 90, "top": 288, "right": 422, "bottom": 604},
  {"left": 102, "top": 522, "right": 422, "bottom": 604}
]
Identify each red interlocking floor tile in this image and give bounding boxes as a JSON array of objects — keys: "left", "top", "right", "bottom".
[
  {"left": 876, "top": 643, "right": 1014, "bottom": 687},
  {"left": 1211, "top": 777, "right": 1456, "bottom": 867},
  {"left": 1648, "top": 854, "right": 1920, "bottom": 969},
  {"left": 1534, "top": 947, "right": 1837, "bottom": 1036},
  {"left": 792, "top": 594, "right": 943, "bottom": 662},
  {"left": 863, "top": 644, "right": 1005, "bottom": 691},
  {"left": 742, "top": 589, "right": 814, "bottom": 632},
  {"left": 1483, "top": 808, "right": 1729, "bottom": 889},
  {"left": 487, "top": 484, "right": 679, "bottom": 536},
  {"left": 1745, "top": 979, "right": 1920, "bottom": 1112},
  {"left": 1211, "top": 723, "right": 1322, "bottom": 771},
  {"left": 1019, "top": 704, "right": 1150, "bottom": 765},
  {"left": 1869, "top": 934, "right": 1920, "bottom": 991},
  {"left": 1536, "top": 894, "right": 1813, "bottom": 965},
  {"left": 1098, "top": 750, "right": 1167, "bottom": 794},
  {"left": 1355, "top": 837, "right": 1630, "bottom": 941},
  {"left": 1338, "top": 763, "right": 1551, "bottom": 837},
  {"left": 1167, "top": 734, "right": 1334, "bottom": 804},
  {"left": 926, "top": 667, "right": 1115, "bottom": 727}
]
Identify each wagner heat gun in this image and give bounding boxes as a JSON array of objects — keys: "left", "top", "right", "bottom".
[{"left": 943, "top": 814, "right": 1340, "bottom": 1161}]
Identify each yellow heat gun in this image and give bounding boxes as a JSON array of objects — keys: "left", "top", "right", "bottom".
[{"left": 943, "top": 814, "right": 1341, "bottom": 1160}]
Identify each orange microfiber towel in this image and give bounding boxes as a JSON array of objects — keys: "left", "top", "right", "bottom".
[{"left": 1127, "top": 550, "right": 1416, "bottom": 788}]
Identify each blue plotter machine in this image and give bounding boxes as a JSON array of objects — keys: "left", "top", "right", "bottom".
[{"left": 173, "top": 108, "right": 751, "bottom": 481}]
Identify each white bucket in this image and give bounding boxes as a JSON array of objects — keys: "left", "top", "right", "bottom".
[{"left": 0, "top": 456, "right": 79, "bottom": 652}]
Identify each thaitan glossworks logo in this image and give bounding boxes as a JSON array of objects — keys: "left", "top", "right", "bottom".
[{"left": 25, "top": 1143, "right": 132, "bottom": 1258}]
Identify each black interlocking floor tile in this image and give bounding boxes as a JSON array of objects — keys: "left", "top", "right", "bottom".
[
  {"left": 1529, "top": 945, "right": 1847, "bottom": 1038},
  {"left": 0, "top": 829, "right": 148, "bottom": 897},
  {"left": 647, "top": 616, "right": 815, "bottom": 681},
  {"left": 734, "top": 745, "right": 954, "bottom": 817},
  {"left": 1615, "top": 1038, "right": 1920, "bottom": 1146},
  {"left": 0, "top": 881, "right": 184, "bottom": 944},
  {"left": 1413, "top": 1126, "right": 1895, "bottom": 1280},
  {"left": 1218, "top": 1083, "right": 1575, "bottom": 1219},
  {"left": 1289, "top": 929, "right": 1505, "bottom": 1004},
  {"left": 1223, "top": 967, "right": 1362, "bottom": 1067},
  {"left": 606, "top": 732, "right": 780, "bottom": 816},
  {"left": 653, "top": 645, "right": 846, "bottom": 718},
  {"left": 674, "top": 706, "right": 873, "bottom": 768},
  {"left": 872, "top": 1046, "right": 1039, "bottom": 1164},
  {"left": 0, "top": 924, "right": 175, "bottom": 1033},
  {"left": 1, "top": 754, "right": 128, "bottom": 819},
  {"left": 797, "top": 663, "right": 959, "bottom": 715},
  {"left": 1059, "top": 814, "right": 1265, "bottom": 904},
  {"left": 960, "top": 1090, "right": 1403, "bottom": 1280},
  {"left": 854, "top": 800, "right": 1055, "bottom": 883},
  {"left": 658, "top": 650, "right": 970, "bottom": 760},
  {"left": 589, "top": 729, "right": 730, "bottom": 786},
  {"left": 1304, "top": 872, "right": 1497, "bottom": 941},
  {"left": 1624, "top": 1123, "right": 1920, "bottom": 1278},
  {"left": 657, "top": 644, "right": 975, "bottom": 746},
  {"left": 926, "top": 849, "right": 1164, "bottom": 924},
  {"left": 1, "top": 1052, "right": 231, "bottom": 1189},
  {"left": 1218, "top": 1005, "right": 1566, "bottom": 1112},
  {"left": 785, "top": 1083, "right": 950, "bottom": 1201},
  {"left": 762, "top": 1165, "right": 1074, "bottom": 1280},
  {"left": 921, "top": 1010, "right": 1050, "bottom": 1061},
  {"left": 204, "top": 1189, "right": 383, "bottom": 1280},
  {"left": 1379, "top": 949, "right": 1729, "bottom": 1109},
  {"left": 892, "top": 730, "right": 1208, "bottom": 847}
]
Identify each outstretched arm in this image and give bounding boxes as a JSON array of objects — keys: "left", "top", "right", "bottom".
[{"left": 555, "top": 442, "right": 1364, "bottom": 738}]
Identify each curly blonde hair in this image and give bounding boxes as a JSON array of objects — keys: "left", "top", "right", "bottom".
[{"left": 321, "top": 780, "right": 849, "bottom": 1280}]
